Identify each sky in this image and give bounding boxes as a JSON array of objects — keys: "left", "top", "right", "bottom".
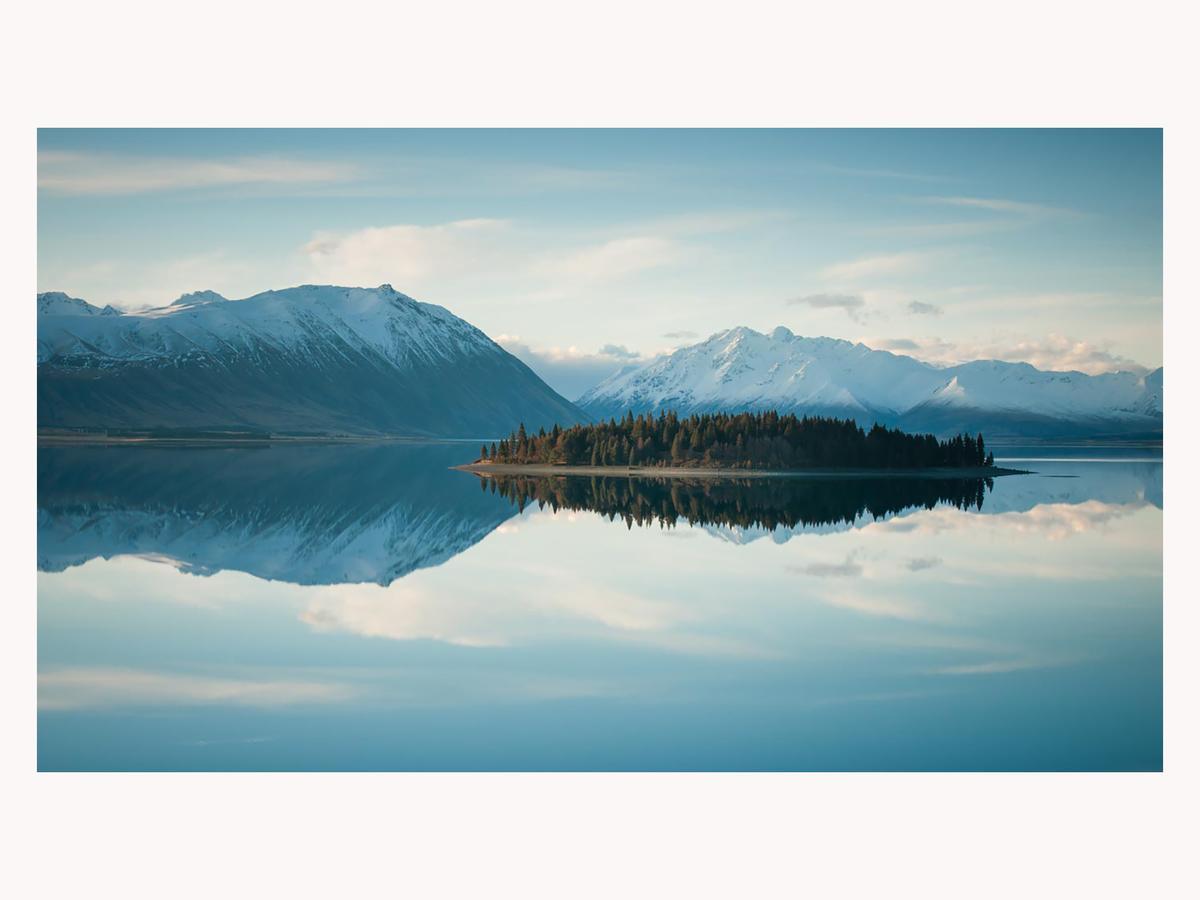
[{"left": 37, "top": 129, "right": 1162, "bottom": 398}]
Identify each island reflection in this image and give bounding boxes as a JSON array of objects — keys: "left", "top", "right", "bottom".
[
  {"left": 40, "top": 442, "right": 1159, "bottom": 588},
  {"left": 481, "top": 472, "right": 994, "bottom": 531}
]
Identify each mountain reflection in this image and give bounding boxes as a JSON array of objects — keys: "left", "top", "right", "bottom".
[
  {"left": 39, "top": 443, "right": 1161, "bottom": 587},
  {"left": 481, "top": 472, "right": 993, "bottom": 531},
  {"left": 38, "top": 442, "right": 517, "bottom": 586}
]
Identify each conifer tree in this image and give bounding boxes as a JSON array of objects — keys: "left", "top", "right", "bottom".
[{"left": 483, "top": 411, "right": 991, "bottom": 472}]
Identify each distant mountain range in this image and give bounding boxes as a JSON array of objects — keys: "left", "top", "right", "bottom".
[
  {"left": 578, "top": 326, "right": 1163, "bottom": 439},
  {"left": 37, "top": 285, "right": 581, "bottom": 436},
  {"left": 37, "top": 288, "right": 1162, "bottom": 439}
]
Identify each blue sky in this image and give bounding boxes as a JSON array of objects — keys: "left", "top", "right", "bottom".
[{"left": 38, "top": 129, "right": 1162, "bottom": 397}]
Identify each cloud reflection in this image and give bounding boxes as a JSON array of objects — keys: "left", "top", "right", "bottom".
[{"left": 38, "top": 667, "right": 353, "bottom": 710}]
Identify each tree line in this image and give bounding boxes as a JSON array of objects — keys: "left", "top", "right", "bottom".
[{"left": 479, "top": 411, "right": 995, "bottom": 470}]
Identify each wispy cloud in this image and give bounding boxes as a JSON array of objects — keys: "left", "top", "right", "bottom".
[
  {"left": 662, "top": 329, "right": 699, "bottom": 340},
  {"left": 874, "top": 338, "right": 920, "bottom": 351},
  {"left": 38, "top": 667, "right": 353, "bottom": 710},
  {"left": 906, "top": 556, "right": 942, "bottom": 572},
  {"left": 38, "top": 151, "right": 357, "bottom": 195},
  {"left": 532, "top": 235, "right": 686, "bottom": 284},
  {"left": 813, "top": 163, "right": 950, "bottom": 182},
  {"left": 928, "top": 656, "right": 1078, "bottom": 676},
  {"left": 821, "top": 252, "right": 929, "bottom": 282},
  {"left": 920, "top": 195, "right": 1078, "bottom": 217},
  {"left": 787, "top": 292, "right": 867, "bottom": 322},
  {"left": 907, "top": 300, "right": 942, "bottom": 316},
  {"left": 817, "top": 591, "right": 934, "bottom": 622},
  {"left": 790, "top": 551, "right": 864, "bottom": 578}
]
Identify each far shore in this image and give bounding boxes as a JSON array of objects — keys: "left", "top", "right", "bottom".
[{"left": 455, "top": 462, "right": 1030, "bottom": 480}]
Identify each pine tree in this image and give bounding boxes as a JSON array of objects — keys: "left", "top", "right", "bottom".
[{"left": 479, "top": 412, "right": 989, "bottom": 472}]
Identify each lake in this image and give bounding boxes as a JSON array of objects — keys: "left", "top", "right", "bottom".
[{"left": 37, "top": 442, "right": 1163, "bottom": 770}]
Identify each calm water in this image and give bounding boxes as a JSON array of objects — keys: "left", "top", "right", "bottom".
[{"left": 37, "top": 442, "right": 1162, "bottom": 770}]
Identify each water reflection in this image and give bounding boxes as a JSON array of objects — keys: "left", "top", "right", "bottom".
[
  {"left": 484, "top": 472, "right": 993, "bottom": 532},
  {"left": 37, "top": 445, "right": 1162, "bottom": 770},
  {"left": 38, "top": 442, "right": 515, "bottom": 585},
  {"left": 39, "top": 444, "right": 1164, "bottom": 586}
]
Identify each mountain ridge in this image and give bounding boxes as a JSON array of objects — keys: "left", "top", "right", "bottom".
[
  {"left": 577, "top": 325, "right": 1162, "bottom": 439},
  {"left": 37, "top": 284, "right": 583, "bottom": 437}
]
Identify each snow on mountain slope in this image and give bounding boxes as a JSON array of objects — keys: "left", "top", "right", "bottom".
[
  {"left": 38, "top": 284, "right": 582, "bottom": 436},
  {"left": 578, "top": 326, "right": 1162, "bottom": 437},
  {"left": 37, "top": 291, "right": 121, "bottom": 318},
  {"left": 38, "top": 284, "right": 496, "bottom": 366}
]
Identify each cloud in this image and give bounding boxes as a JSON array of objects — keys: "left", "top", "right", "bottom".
[
  {"left": 532, "top": 235, "right": 686, "bottom": 284},
  {"left": 303, "top": 220, "right": 698, "bottom": 297},
  {"left": 922, "top": 195, "right": 1077, "bottom": 217},
  {"left": 787, "top": 292, "right": 867, "bottom": 322},
  {"left": 38, "top": 151, "right": 356, "bottom": 195},
  {"left": 38, "top": 667, "right": 353, "bottom": 710},
  {"left": 303, "top": 218, "right": 512, "bottom": 288},
  {"left": 858, "top": 220, "right": 1014, "bottom": 239},
  {"left": 597, "top": 343, "right": 640, "bottom": 359},
  {"left": 790, "top": 551, "right": 864, "bottom": 578},
  {"left": 979, "top": 335, "right": 1150, "bottom": 374},
  {"left": 907, "top": 300, "right": 942, "bottom": 316},
  {"left": 906, "top": 556, "right": 942, "bottom": 571},
  {"left": 496, "top": 335, "right": 648, "bottom": 399},
  {"left": 817, "top": 591, "right": 934, "bottom": 622},
  {"left": 296, "top": 564, "right": 763, "bottom": 658},
  {"left": 874, "top": 338, "right": 920, "bottom": 352},
  {"left": 870, "top": 500, "right": 1148, "bottom": 544},
  {"left": 821, "top": 252, "right": 929, "bottom": 282},
  {"left": 928, "top": 657, "right": 1077, "bottom": 676},
  {"left": 813, "top": 163, "right": 950, "bottom": 182},
  {"left": 863, "top": 333, "right": 1150, "bottom": 375},
  {"left": 662, "top": 329, "right": 699, "bottom": 340},
  {"left": 637, "top": 210, "right": 793, "bottom": 235}
]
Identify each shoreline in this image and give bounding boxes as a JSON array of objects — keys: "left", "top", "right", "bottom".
[{"left": 455, "top": 463, "right": 1030, "bottom": 479}]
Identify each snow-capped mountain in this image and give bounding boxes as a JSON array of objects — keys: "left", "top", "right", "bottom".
[
  {"left": 578, "top": 326, "right": 1163, "bottom": 438},
  {"left": 38, "top": 285, "right": 582, "bottom": 436},
  {"left": 38, "top": 442, "right": 516, "bottom": 586},
  {"left": 38, "top": 291, "right": 122, "bottom": 318}
]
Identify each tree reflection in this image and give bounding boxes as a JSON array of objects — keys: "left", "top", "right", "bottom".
[{"left": 484, "top": 473, "right": 992, "bottom": 531}]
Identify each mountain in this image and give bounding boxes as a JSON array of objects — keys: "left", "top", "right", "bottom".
[
  {"left": 38, "top": 285, "right": 582, "bottom": 437},
  {"left": 38, "top": 442, "right": 517, "bottom": 586},
  {"left": 38, "top": 291, "right": 122, "bottom": 317},
  {"left": 577, "top": 326, "right": 1163, "bottom": 438}
]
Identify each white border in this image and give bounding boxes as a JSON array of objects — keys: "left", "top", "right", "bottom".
[{"left": 4, "top": 2, "right": 1195, "bottom": 898}]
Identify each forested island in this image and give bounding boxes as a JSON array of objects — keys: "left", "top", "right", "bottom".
[{"left": 470, "top": 411, "right": 1000, "bottom": 473}]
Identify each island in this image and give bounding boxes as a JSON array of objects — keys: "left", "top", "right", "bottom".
[{"left": 457, "top": 411, "right": 1028, "bottom": 479}]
